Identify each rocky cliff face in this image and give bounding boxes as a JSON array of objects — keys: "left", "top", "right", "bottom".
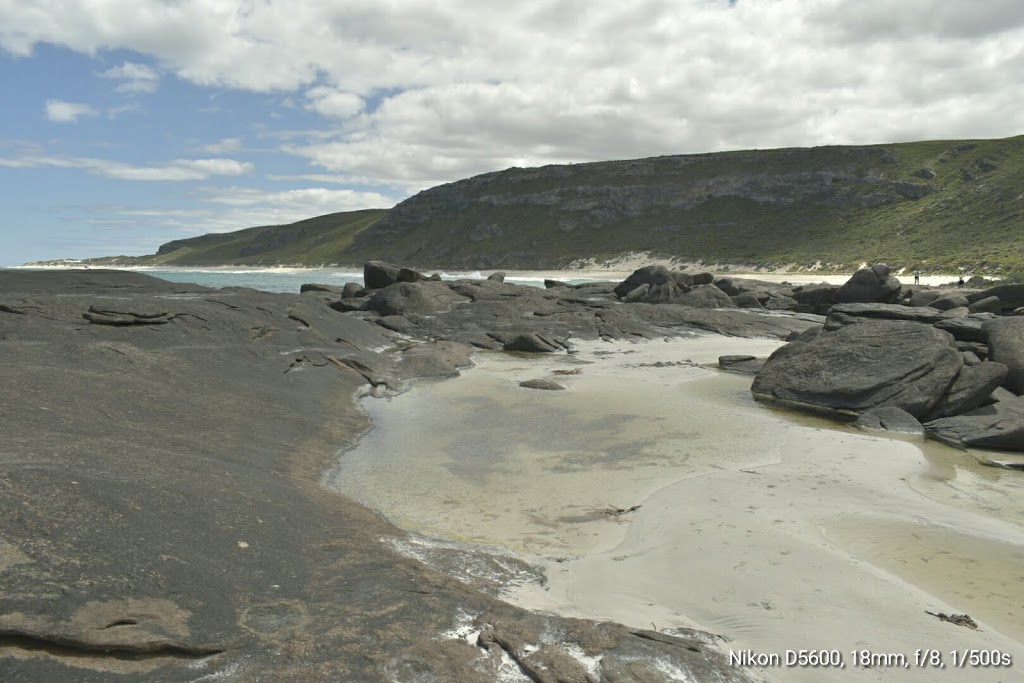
[{"left": 346, "top": 137, "right": 1023, "bottom": 272}]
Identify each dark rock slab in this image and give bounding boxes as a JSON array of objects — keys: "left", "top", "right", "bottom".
[
  {"left": 833, "top": 264, "right": 902, "bottom": 304},
  {"left": 519, "top": 378, "right": 566, "bottom": 390},
  {"left": 613, "top": 265, "right": 674, "bottom": 299},
  {"left": 752, "top": 321, "right": 962, "bottom": 418},
  {"left": 342, "top": 282, "right": 366, "bottom": 298},
  {"left": 363, "top": 260, "right": 402, "bottom": 289},
  {"left": 823, "top": 303, "right": 945, "bottom": 330},
  {"left": 502, "top": 333, "right": 562, "bottom": 353},
  {"left": 925, "top": 397, "right": 1024, "bottom": 451},
  {"left": 854, "top": 406, "right": 925, "bottom": 434},
  {"left": 925, "top": 362, "right": 1008, "bottom": 420},
  {"left": 967, "top": 283, "right": 1024, "bottom": 313},
  {"left": 934, "top": 317, "right": 986, "bottom": 343},
  {"left": 300, "top": 283, "right": 343, "bottom": 294},
  {"left": 677, "top": 284, "right": 736, "bottom": 308},
  {"left": 718, "top": 355, "right": 765, "bottom": 375},
  {"left": 364, "top": 281, "right": 469, "bottom": 317},
  {"left": 983, "top": 317, "right": 1024, "bottom": 393}
]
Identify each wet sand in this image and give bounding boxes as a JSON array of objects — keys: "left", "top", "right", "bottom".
[{"left": 328, "top": 335, "right": 1024, "bottom": 682}]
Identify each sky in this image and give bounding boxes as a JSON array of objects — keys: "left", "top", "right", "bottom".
[{"left": 2, "top": 0, "right": 1023, "bottom": 266}]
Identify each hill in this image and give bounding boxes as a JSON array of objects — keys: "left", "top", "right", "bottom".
[{"left": 46, "top": 136, "right": 1024, "bottom": 274}]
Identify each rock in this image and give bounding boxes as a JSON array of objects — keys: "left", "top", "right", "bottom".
[
  {"left": 931, "top": 294, "right": 970, "bottom": 311},
  {"left": 300, "top": 283, "right": 343, "bottom": 294},
  {"left": 614, "top": 265, "right": 674, "bottom": 299},
  {"left": 397, "top": 267, "right": 427, "bottom": 283},
  {"left": 690, "top": 272, "right": 715, "bottom": 286},
  {"left": 394, "top": 341, "right": 474, "bottom": 381},
  {"left": 933, "top": 317, "right": 986, "bottom": 343},
  {"left": 731, "top": 292, "right": 763, "bottom": 308},
  {"left": 677, "top": 284, "right": 736, "bottom": 309},
  {"left": 503, "top": 333, "right": 562, "bottom": 353},
  {"left": 751, "top": 321, "right": 962, "bottom": 418},
  {"left": 714, "top": 278, "right": 741, "bottom": 296},
  {"left": 363, "top": 260, "right": 402, "bottom": 289},
  {"left": 764, "top": 295, "right": 798, "bottom": 311},
  {"left": 833, "top": 264, "right": 901, "bottom": 304},
  {"left": 792, "top": 284, "right": 839, "bottom": 313},
  {"left": 909, "top": 289, "right": 941, "bottom": 307},
  {"left": 968, "top": 295, "right": 1002, "bottom": 314},
  {"left": 342, "top": 282, "right": 366, "bottom": 298},
  {"left": 623, "top": 283, "right": 651, "bottom": 303},
  {"left": 519, "top": 378, "right": 566, "bottom": 390},
  {"left": 991, "top": 386, "right": 1019, "bottom": 402},
  {"left": 967, "top": 284, "right": 1024, "bottom": 313},
  {"left": 375, "top": 315, "right": 420, "bottom": 335},
  {"left": 961, "top": 351, "right": 982, "bottom": 366},
  {"left": 487, "top": 271, "right": 506, "bottom": 282},
  {"left": 925, "top": 397, "right": 1024, "bottom": 451},
  {"left": 718, "top": 355, "right": 764, "bottom": 375},
  {"left": 983, "top": 317, "right": 1024, "bottom": 393},
  {"left": 854, "top": 406, "right": 924, "bottom": 435},
  {"left": 823, "top": 303, "right": 944, "bottom": 331},
  {"left": 363, "top": 282, "right": 468, "bottom": 317},
  {"left": 544, "top": 279, "right": 569, "bottom": 288},
  {"left": 925, "top": 362, "right": 1009, "bottom": 420}
]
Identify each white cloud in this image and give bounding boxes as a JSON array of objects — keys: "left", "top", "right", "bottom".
[
  {"left": 45, "top": 99, "right": 97, "bottom": 123},
  {"left": 199, "top": 137, "right": 244, "bottom": 154},
  {"left": 99, "top": 61, "right": 159, "bottom": 93},
  {"left": 0, "top": 154, "right": 254, "bottom": 181},
  {"left": 304, "top": 87, "right": 364, "bottom": 119},
  {"left": 4, "top": 0, "right": 1024, "bottom": 192}
]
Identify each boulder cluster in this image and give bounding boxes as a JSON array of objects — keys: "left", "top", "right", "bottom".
[
  {"left": 746, "top": 266, "right": 1024, "bottom": 453},
  {"left": 310, "top": 261, "right": 1024, "bottom": 455}
]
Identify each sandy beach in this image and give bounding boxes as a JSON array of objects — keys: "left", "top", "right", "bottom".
[{"left": 330, "top": 335, "right": 1024, "bottom": 682}]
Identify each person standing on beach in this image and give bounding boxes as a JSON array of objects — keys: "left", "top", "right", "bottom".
[{"left": 913, "top": 269, "right": 921, "bottom": 285}]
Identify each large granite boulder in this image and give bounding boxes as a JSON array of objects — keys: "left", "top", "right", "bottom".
[
  {"left": 983, "top": 317, "right": 1024, "bottom": 393},
  {"left": 751, "top": 321, "right": 962, "bottom": 417},
  {"left": 925, "top": 397, "right": 1024, "bottom": 451},
  {"left": 833, "top": 264, "right": 902, "bottom": 304},
  {"left": 614, "top": 265, "right": 675, "bottom": 299},
  {"left": 924, "top": 361, "right": 1009, "bottom": 420},
  {"left": 677, "top": 284, "right": 736, "bottom": 309},
  {"left": 823, "top": 303, "right": 945, "bottom": 330},
  {"left": 363, "top": 282, "right": 468, "bottom": 317},
  {"left": 363, "top": 260, "right": 402, "bottom": 289},
  {"left": 967, "top": 283, "right": 1024, "bottom": 313},
  {"left": 854, "top": 406, "right": 924, "bottom": 435}
]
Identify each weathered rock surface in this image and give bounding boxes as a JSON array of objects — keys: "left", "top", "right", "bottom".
[
  {"left": 519, "top": 378, "right": 566, "bottom": 390},
  {"left": 983, "top": 317, "right": 1024, "bottom": 394},
  {"left": 924, "top": 362, "right": 1008, "bottom": 420},
  {"left": 0, "top": 269, "right": 758, "bottom": 682},
  {"left": 854, "top": 406, "right": 925, "bottom": 434},
  {"left": 718, "top": 355, "right": 765, "bottom": 375},
  {"left": 833, "top": 264, "right": 902, "bottom": 304},
  {"left": 925, "top": 397, "right": 1024, "bottom": 451},
  {"left": 751, "top": 321, "right": 962, "bottom": 417},
  {"left": 363, "top": 281, "right": 469, "bottom": 316}
]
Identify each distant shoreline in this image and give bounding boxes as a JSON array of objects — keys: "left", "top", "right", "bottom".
[{"left": 11, "top": 262, "right": 984, "bottom": 289}]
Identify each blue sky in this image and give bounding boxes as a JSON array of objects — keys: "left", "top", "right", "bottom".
[{"left": 2, "top": 0, "right": 1023, "bottom": 265}]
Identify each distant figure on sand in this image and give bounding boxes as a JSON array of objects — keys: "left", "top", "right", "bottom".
[
  {"left": 957, "top": 275, "right": 965, "bottom": 289},
  {"left": 913, "top": 269, "right": 921, "bottom": 285}
]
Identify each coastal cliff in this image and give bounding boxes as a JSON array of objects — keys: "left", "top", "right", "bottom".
[{"left": 39, "top": 135, "right": 1024, "bottom": 274}]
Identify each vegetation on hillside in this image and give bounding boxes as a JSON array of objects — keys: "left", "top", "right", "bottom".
[{"left": 39, "top": 136, "right": 1024, "bottom": 275}]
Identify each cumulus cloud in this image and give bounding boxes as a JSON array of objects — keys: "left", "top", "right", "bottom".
[
  {"left": 304, "top": 87, "right": 365, "bottom": 119},
  {"left": 198, "top": 137, "right": 244, "bottom": 154},
  {"left": 99, "top": 61, "right": 160, "bottom": 93},
  {"left": 0, "top": 154, "right": 254, "bottom": 181},
  {"left": 5, "top": 1, "right": 1024, "bottom": 192},
  {"left": 45, "top": 99, "right": 97, "bottom": 123}
]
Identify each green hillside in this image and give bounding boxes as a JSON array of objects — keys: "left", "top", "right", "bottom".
[
  {"left": 70, "top": 209, "right": 388, "bottom": 267},
  {"left": 49, "top": 136, "right": 1024, "bottom": 274}
]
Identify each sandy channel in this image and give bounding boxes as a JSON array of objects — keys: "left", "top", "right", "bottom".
[{"left": 329, "top": 335, "right": 1024, "bottom": 682}]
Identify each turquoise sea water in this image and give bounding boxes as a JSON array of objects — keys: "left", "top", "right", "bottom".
[{"left": 6, "top": 267, "right": 614, "bottom": 293}]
